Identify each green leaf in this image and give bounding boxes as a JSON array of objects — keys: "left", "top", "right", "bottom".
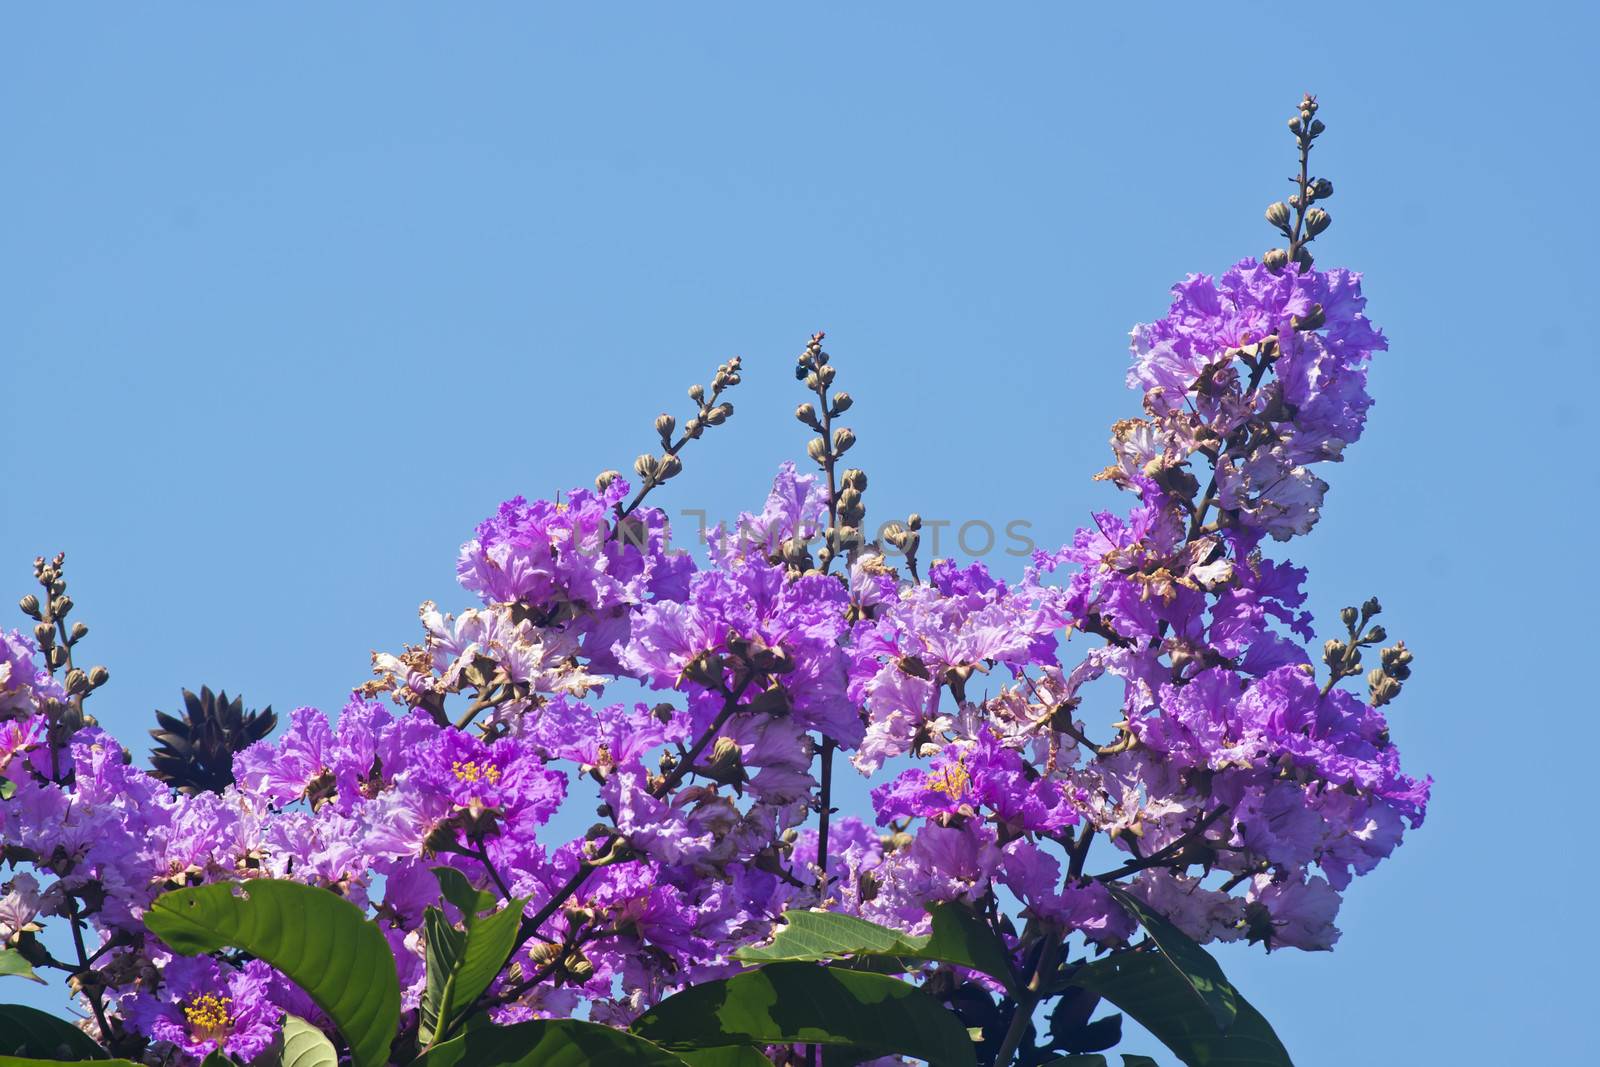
[
  {"left": 632, "top": 961, "right": 977, "bottom": 1067},
  {"left": 419, "top": 907, "right": 467, "bottom": 1045},
  {"left": 0, "top": 950, "right": 44, "bottom": 984},
  {"left": 275, "top": 1013, "right": 340, "bottom": 1067},
  {"left": 199, "top": 1052, "right": 231, "bottom": 1067},
  {"left": 1121, "top": 1057, "right": 1160, "bottom": 1066},
  {"left": 0, "top": 1003, "right": 109, "bottom": 1059},
  {"left": 0, "top": 777, "right": 16, "bottom": 800},
  {"left": 423, "top": 892, "right": 527, "bottom": 1046},
  {"left": 413, "top": 1019, "right": 690, "bottom": 1067},
  {"left": 674, "top": 1049, "right": 773, "bottom": 1067},
  {"left": 1105, "top": 886, "right": 1237, "bottom": 1031},
  {"left": 1064, "top": 951, "right": 1292, "bottom": 1067},
  {"left": 144, "top": 880, "right": 400, "bottom": 1067},
  {"left": 733, "top": 904, "right": 1019, "bottom": 995},
  {"left": 432, "top": 867, "right": 499, "bottom": 919},
  {"left": 1041, "top": 1057, "right": 1108, "bottom": 1067}
]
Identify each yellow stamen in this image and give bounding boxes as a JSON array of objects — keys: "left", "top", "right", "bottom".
[
  {"left": 925, "top": 760, "right": 971, "bottom": 800},
  {"left": 183, "top": 993, "right": 234, "bottom": 1041},
  {"left": 451, "top": 760, "right": 501, "bottom": 785}
]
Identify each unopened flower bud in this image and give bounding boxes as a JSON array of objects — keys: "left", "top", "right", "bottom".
[
  {"left": 1364, "top": 624, "right": 1387, "bottom": 644},
  {"left": 69, "top": 621, "right": 88, "bottom": 642},
  {"left": 50, "top": 596, "right": 72, "bottom": 619},
  {"left": 796, "top": 402, "right": 821, "bottom": 429},
  {"left": 633, "top": 453, "right": 659, "bottom": 480},
  {"left": 33, "top": 623, "right": 52, "bottom": 646},
  {"left": 1362, "top": 596, "right": 1382, "bottom": 617},
  {"left": 1263, "top": 248, "right": 1289, "bottom": 272},
  {"left": 1340, "top": 606, "right": 1359, "bottom": 628},
  {"left": 705, "top": 402, "right": 733, "bottom": 426},
  {"left": 832, "top": 427, "right": 855, "bottom": 455},
  {"left": 594, "top": 469, "right": 622, "bottom": 492},
  {"left": 907, "top": 513, "right": 922, "bottom": 531},
  {"left": 1288, "top": 116, "right": 1304, "bottom": 135},
  {"left": 1307, "top": 118, "right": 1326, "bottom": 138},
  {"left": 1304, "top": 207, "right": 1331, "bottom": 236},
  {"left": 656, "top": 454, "right": 683, "bottom": 481},
  {"left": 688, "top": 383, "right": 705, "bottom": 403},
  {"left": 1369, "top": 669, "right": 1402, "bottom": 708},
  {"left": 655, "top": 413, "right": 675, "bottom": 441},
  {"left": 843, "top": 468, "right": 867, "bottom": 491},
  {"left": 18, "top": 595, "right": 39, "bottom": 619},
  {"left": 1265, "top": 202, "right": 1290, "bottom": 227},
  {"left": 830, "top": 391, "right": 853, "bottom": 414},
  {"left": 700, "top": 735, "right": 746, "bottom": 785},
  {"left": 64, "top": 668, "right": 89, "bottom": 695},
  {"left": 806, "top": 437, "right": 829, "bottom": 464},
  {"left": 1292, "top": 303, "right": 1326, "bottom": 332},
  {"left": 88, "top": 666, "right": 109, "bottom": 689},
  {"left": 1310, "top": 177, "right": 1333, "bottom": 200}
]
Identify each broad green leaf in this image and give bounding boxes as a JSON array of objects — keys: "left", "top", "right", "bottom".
[
  {"left": 0, "top": 950, "right": 44, "bottom": 984},
  {"left": 276, "top": 1013, "right": 340, "bottom": 1067},
  {"left": 419, "top": 907, "right": 467, "bottom": 1045},
  {"left": 1064, "top": 951, "right": 1292, "bottom": 1067},
  {"left": 1122, "top": 1057, "right": 1160, "bottom": 1066},
  {"left": 1053, "top": 1012, "right": 1122, "bottom": 1055},
  {"left": 1105, "top": 886, "right": 1236, "bottom": 1031},
  {"left": 674, "top": 1048, "right": 773, "bottom": 1067},
  {"left": 413, "top": 1019, "right": 689, "bottom": 1067},
  {"left": 734, "top": 904, "right": 1019, "bottom": 995},
  {"left": 145, "top": 880, "right": 400, "bottom": 1067},
  {"left": 0, "top": 777, "right": 15, "bottom": 800},
  {"left": 632, "top": 961, "right": 977, "bottom": 1067},
  {"left": 426, "top": 894, "right": 527, "bottom": 1046},
  {"left": 432, "top": 867, "right": 498, "bottom": 919},
  {"left": 1041, "top": 1058, "right": 1108, "bottom": 1067},
  {"left": 199, "top": 1052, "right": 230, "bottom": 1067},
  {"left": 0, "top": 1003, "right": 108, "bottom": 1059}
]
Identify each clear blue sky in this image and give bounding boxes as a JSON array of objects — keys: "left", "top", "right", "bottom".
[{"left": 4, "top": 4, "right": 1594, "bottom": 1063}]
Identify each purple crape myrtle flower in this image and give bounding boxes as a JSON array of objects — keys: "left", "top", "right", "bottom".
[{"left": 122, "top": 955, "right": 284, "bottom": 1063}]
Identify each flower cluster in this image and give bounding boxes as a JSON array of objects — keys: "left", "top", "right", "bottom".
[{"left": 0, "top": 104, "right": 1428, "bottom": 1065}]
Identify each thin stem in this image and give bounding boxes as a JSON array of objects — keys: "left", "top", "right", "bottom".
[
  {"left": 802, "top": 335, "right": 844, "bottom": 893},
  {"left": 454, "top": 683, "right": 516, "bottom": 731},
  {"left": 63, "top": 893, "right": 114, "bottom": 1043},
  {"left": 1286, "top": 122, "right": 1315, "bottom": 264},
  {"left": 473, "top": 842, "right": 515, "bottom": 901},
  {"left": 619, "top": 359, "right": 741, "bottom": 521},
  {"left": 32, "top": 562, "right": 115, "bottom": 1046},
  {"left": 1066, "top": 821, "right": 1095, "bottom": 881},
  {"left": 991, "top": 929, "right": 1060, "bottom": 1067},
  {"left": 814, "top": 737, "right": 836, "bottom": 898},
  {"left": 1091, "top": 805, "right": 1230, "bottom": 882},
  {"left": 620, "top": 430, "right": 694, "bottom": 519},
  {"left": 1187, "top": 358, "right": 1273, "bottom": 541}
]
